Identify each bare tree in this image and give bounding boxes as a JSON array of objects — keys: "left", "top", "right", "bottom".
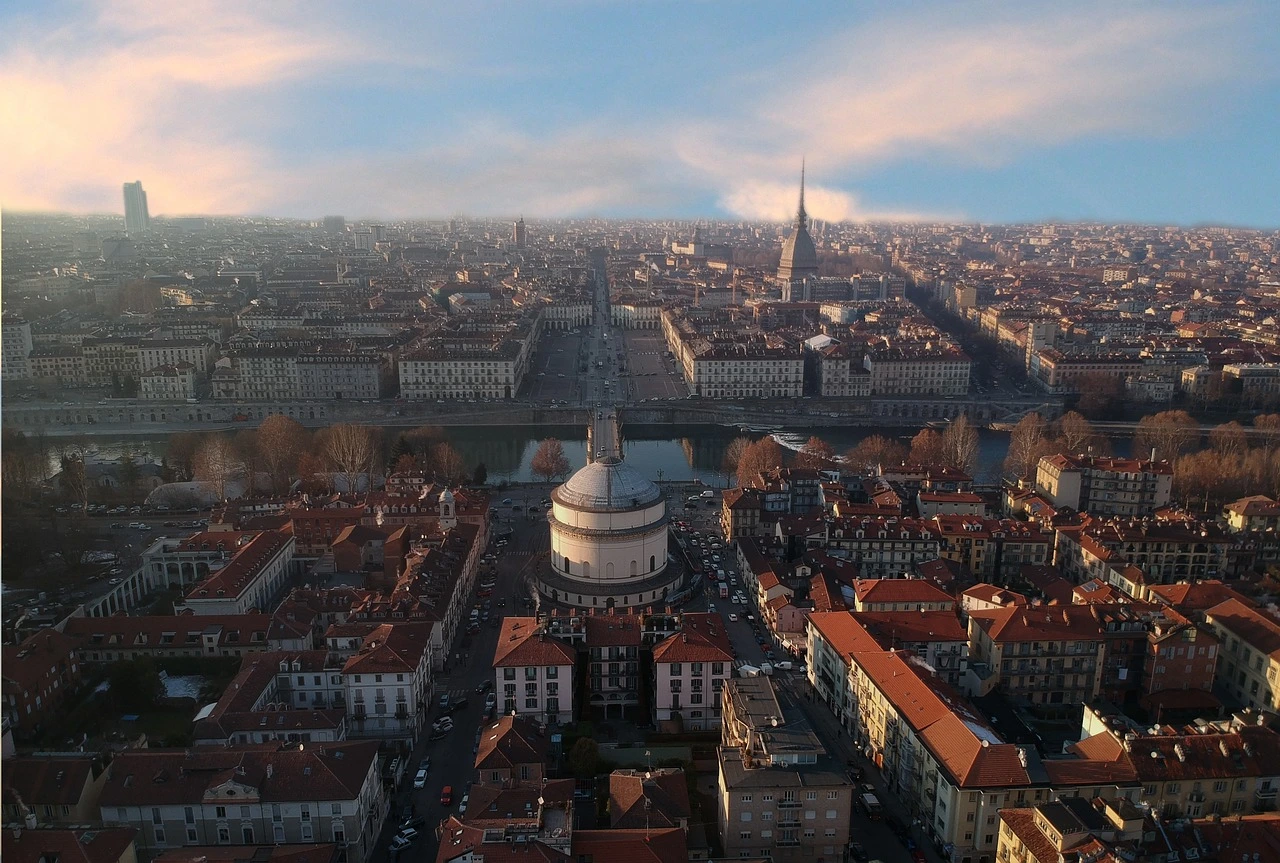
[
  {"left": 1209, "top": 421, "right": 1248, "bottom": 460},
  {"left": 166, "top": 431, "right": 202, "bottom": 481},
  {"left": 256, "top": 415, "right": 308, "bottom": 494},
  {"left": 845, "top": 434, "right": 908, "bottom": 471},
  {"left": 431, "top": 442, "right": 467, "bottom": 484},
  {"left": 1056, "top": 411, "right": 1103, "bottom": 455},
  {"left": 721, "top": 436, "right": 753, "bottom": 475},
  {"left": 321, "top": 424, "right": 379, "bottom": 493},
  {"left": 908, "top": 429, "right": 945, "bottom": 466},
  {"left": 531, "top": 438, "right": 571, "bottom": 483},
  {"left": 941, "top": 414, "right": 980, "bottom": 475},
  {"left": 194, "top": 435, "right": 242, "bottom": 502},
  {"left": 1073, "top": 373, "right": 1126, "bottom": 419},
  {"left": 795, "top": 436, "right": 837, "bottom": 471},
  {"left": 736, "top": 436, "right": 784, "bottom": 487},
  {"left": 1004, "top": 413, "right": 1056, "bottom": 480},
  {"left": 1134, "top": 410, "right": 1200, "bottom": 462},
  {"left": 1254, "top": 414, "right": 1280, "bottom": 451}
]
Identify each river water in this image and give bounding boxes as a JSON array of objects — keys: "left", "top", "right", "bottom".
[{"left": 48, "top": 423, "right": 1130, "bottom": 488}]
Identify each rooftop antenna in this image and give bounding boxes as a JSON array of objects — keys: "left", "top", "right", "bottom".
[{"left": 797, "top": 159, "right": 808, "bottom": 228}]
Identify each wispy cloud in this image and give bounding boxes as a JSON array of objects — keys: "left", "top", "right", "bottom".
[
  {"left": 685, "top": 0, "right": 1262, "bottom": 220},
  {"left": 0, "top": 0, "right": 1270, "bottom": 221}
]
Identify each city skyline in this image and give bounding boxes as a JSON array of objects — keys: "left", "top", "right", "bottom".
[{"left": 2, "top": 0, "right": 1279, "bottom": 226}]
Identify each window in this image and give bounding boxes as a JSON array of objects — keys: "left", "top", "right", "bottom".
[
  {"left": 215, "top": 806, "right": 227, "bottom": 819},
  {"left": 301, "top": 806, "right": 311, "bottom": 822},
  {"left": 740, "top": 812, "right": 752, "bottom": 822},
  {"left": 762, "top": 811, "right": 773, "bottom": 822},
  {"left": 152, "top": 808, "right": 163, "bottom": 825},
  {"left": 271, "top": 805, "right": 282, "bottom": 822},
  {"left": 826, "top": 810, "right": 838, "bottom": 819},
  {"left": 740, "top": 831, "right": 752, "bottom": 840},
  {"left": 184, "top": 807, "right": 195, "bottom": 824},
  {"left": 806, "top": 810, "right": 816, "bottom": 820},
  {"left": 504, "top": 668, "right": 515, "bottom": 680},
  {"left": 186, "top": 828, "right": 198, "bottom": 844},
  {"left": 526, "top": 697, "right": 538, "bottom": 709},
  {"left": 301, "top": 823, "right": 312, "bottom": 841},
  {"left": 827, "top": 791, "right": 839, "bottom": 800},
  {"left": 217, "top": 827, "right": 231, "bottom": 844},
  {"left": 546, "top": 666, "right": 558, "bottom": 678},
  {"left": 154, "top": 827, "right": 166, "bottom": 845},
  {"left": 331, "top": 803, "right": 342, "bottom": 816},
  {"left": 242, "top": 827, "right": 254, "bottom": 844},
  {"left": 740, "top": 795, "right": 752, "bottom": 803},
  {"left": 240, "top": 806, "right": 250, "bottom": 819},
  {"left": 806, "top": 792, "right": 817, "bottom": 801}
]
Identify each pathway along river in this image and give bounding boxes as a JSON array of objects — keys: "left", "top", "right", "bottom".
[{"left": 48, "top": 422, "right": 1135, "bottom": 488}]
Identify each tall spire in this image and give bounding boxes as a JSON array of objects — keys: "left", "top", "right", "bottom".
[{"left": 796, "top": 159, "right": 808, "bottom": 228}]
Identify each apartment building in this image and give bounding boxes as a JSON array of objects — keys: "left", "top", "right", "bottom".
[
  {"left": 825, "top": 517, "right": 942, "bottom": 578},
  {"left": 997, "top": 797, "right": 1147, "bottom": 863},
  {"left": 850, "top": 610, "right": 970, "bottom": 688},
  {"left": 815, "top": 343, "right": 872, "bottom": 397},
  {"left": 2, "top": 754, "right": 111, "bottom": 825},
  {"left": 1054, "top": 516, "right": 1232, "bottom": 588},
  {"left": 193, "top": 652, "right": 347, "bottom": 746},
  {"left": 930, "top": 516, "right": 1054, "bottom": 581},
  {"left": 651, "top": 612, "right": 734, "bottom": 731},
  {"left": 1225, "top": 495, "right": 1280, "bottom": 533},
  {"left": 140, "top": 363, "right": 197, "bottom": 400},
  {"left": 29, "top": 346, "right": 88, "bottom": 386},
  {"left": 472, "top": 715, "right": 551, "bottom": 787},
  {"left": 1029, "top": 349, "right": 1144, "bottom": 394},
  {"left": 967, "top": 606, "right": 1108, "bottom": 717},
  {"left": 863, "top": 343, "right": 971, "bottom": 396},
  {"left": 717, "top": 676, "right": 852, "bottom": 862},
  {"left": 492, "top": 618, "right": 576, "bottom": 725},
  {"left": 295, "top": 354, "right": 381, "bottom": 400},
  {"left": 98, "top": 743, "right": 386, "bottom": 863},
  {"left": 851, "top": 578, "right": 954, "bottom": 612},
  {"left": 1204, "top": 599, "right": 1280, "bottom": 714},
  {"left": 689, "top": 343, "right": 804, "bottom": 399},
  {"left": 342, "top": 622, "right": 432, "bottom": 744},
  {"left": 135, "top": 339, "right": 218, "bottom": 374},
  {"left": 1036, "top": 454, "right": 1173, "bottom": 516},
  {"left": 2, "top": 317, "right": 33, "bottom": 380},
  {"left": 64, "top": 615, "right": 274, "bottom": 661},
  {"left": 1, "top": 629, "right": 81, "bottom": 734},
  {"left": 178, "top": 531, "right": 295, "bottom": 616}
]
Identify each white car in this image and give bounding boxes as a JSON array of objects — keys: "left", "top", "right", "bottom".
[
  {"left": 728, "top": 613, "right": 739, "bottom": 622},
  {"left": 413, "top": 768, "right": 428, "bottom": 789}
]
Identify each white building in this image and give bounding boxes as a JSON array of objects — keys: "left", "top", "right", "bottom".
[
  {"left": 342, "top": 622, "right": 433, "bottom": 744},
  {"left": 651, "top": 613, "right": 734, "bottom": 731},
  {"left": 296, "top": 353, "right": 381, "bottom": 400},
  {"left": 178, "top": 531, "right": 295, "bottom": 616},
  {"left": 2, "top": 318, "right": 33, "bottom": 381},
  {"left": 139, "top": 363, "right": 197, "bottom": 400},
  {"left": 492, "top": 617, "right": 576, "bottom": 725}
]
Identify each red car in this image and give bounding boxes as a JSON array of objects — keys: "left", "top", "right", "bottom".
[{"left": 440, "top": 786, "right": 454, "bottom": 806}]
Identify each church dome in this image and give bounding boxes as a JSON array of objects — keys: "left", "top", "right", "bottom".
[{"left": 553, "top": 457, "right": 662, "bottom": 512}]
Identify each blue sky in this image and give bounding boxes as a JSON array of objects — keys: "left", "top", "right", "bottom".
[{"left": 2, "top": 0, "right": 1278, "bottom": 225}]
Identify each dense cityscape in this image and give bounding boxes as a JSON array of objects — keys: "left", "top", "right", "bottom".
[{"left": 3, "top": 175, "right": 1280, "bottom": 863}]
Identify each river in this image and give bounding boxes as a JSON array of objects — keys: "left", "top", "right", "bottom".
[{"left": 46, "top": 423, "right": 1135, "bottom": 488}]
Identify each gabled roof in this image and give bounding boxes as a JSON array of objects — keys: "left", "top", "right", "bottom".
[
  {"left": 2, "top": 827, "right": 138, "bottom": 863},
  {"left": 492, "top": 619, "right": 576, "bottom": 668},
  {"left": 341, "top": 622, "right": 431, "bottom": 674},
  {"left": 1, "top": 755, "right": 97, "bottom": 807},
  {"left": 854, "top": 578, "right": 954, "bottom": 607},
  {"left": 474, "top": 715, "right": 551, "bottom": 771},
  {"left": 1205, "top": 599, "right": 1280, "bottom": 659},
  {"left": 651, "top": 613, "right": 733, "bottom": 664},
  {"left": 608, "top": 768, "right": 691, "bottom": 829}
]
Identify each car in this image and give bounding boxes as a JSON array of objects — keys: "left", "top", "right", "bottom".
[
  {"left": 400, "top": 802, "right": 415, "bottom": 822},
  {"left": 389, "top": 835, "right": 412, "bottom": 852},
  {"left": 428, "top": 728, "right": 450, "bottom": 742},
  {"left": 433, "top": 715, "right": 454, "bottom": 730},
  {"left": 497, "top": 598, "right": 506, "bottom": 608},
  {"left": 108, "top": 578, "right": 123, "bottom": 586},
  {"left": 439, "top": 693, "right": 450, "bottom": 711},
  {"left": 413, "top": 768, "right": 428, "bottom": 789},
  {"left": 110, "top": 522, "right": 125, "bottom": 529},
  {"left": 395, "top": 827, "right": 420, "bottom": 844},
  {"left": 458, "top": 793, "right": 470, "bottom": 816},
  {"left": 728, "top": 613, "right": 738, "bottom": 622},
  {"left": 440, "top": 786, "right": 454, "bottom": 806},
  {"left": 911, "top": 851, "right": 926, "bottom": 863},
  {"left": 501, "top": 498, "right": 513, "bottom": 505},
  {"left": 476, "top": 679, "right": 493, "bottom": 693},
  {"left": 484, "top": 692, "right": 496, "bottom": 711},
  {"left": 400, "top": 815, "right": 426, "bottom": 831},
  {"left": 448, "top": 697, "right": 470, "bottom": 713}
]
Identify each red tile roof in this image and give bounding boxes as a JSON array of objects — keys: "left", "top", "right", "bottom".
[
  {"left": 1205, "top": 598, "right": 1280, "bottom": 659},
  {"left": 651, "top": 613, "right": 733, "bottom": 663},
  {"left": 2, "top": 827, "right": 138, "bottom": 863},
  {"left": 854, "top": 578, "right": 954, "bottom": 607},
  {"left": 474, "top": 715, "right": 551, "bottom": 771},
  {"left": 492, "top": 618, "right": 576, "bottom": 668}
]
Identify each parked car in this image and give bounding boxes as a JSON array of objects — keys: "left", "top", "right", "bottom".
[
  {"left": 447, "top": 697, "right": 470, "bottom": 714},
  {"left": 395, "top": 827, "right": 419, "bottom": 844},
  {"left": 389, "top": 836, "right": 412, "bottom": 852},
  {"left": 440, "top": 786, "right": 454, "bottom": 806},
  {"left": 400, "top": 815, "right": 426, "bottom": 832},
  {"left": 413, "top": 768, "right": 428, "bottom": 789}
]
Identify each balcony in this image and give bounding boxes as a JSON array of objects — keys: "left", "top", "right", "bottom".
[{"left": 777, "top": 800, "right": 801, "bottom": 809}]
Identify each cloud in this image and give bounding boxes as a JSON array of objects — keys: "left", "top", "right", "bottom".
[
  {"left": 0, "top": 0, "right": 349, "bottom": 213},
  {"left": 0, "top": 0, "right": 1269, "bottom": 220},
  {"left": 686, "top": 0, "right": 1263, "bottom": 219}
]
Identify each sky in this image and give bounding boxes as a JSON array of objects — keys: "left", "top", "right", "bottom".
[{"left": 2, "top": 0, "right": 1278, "bottom": 226}]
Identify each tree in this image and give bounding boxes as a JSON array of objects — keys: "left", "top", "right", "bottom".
[
  {"left": 118, "top": 452, "right": 141, "bottom": 498},
  {"left": 531, "top": 438, "right": 571, "bottom": 483},
  {"left": 1056, "top": 411, "right": 1102, "bottom": 455},
  {"left": 941, "top": 415, "right": 980, "bottom": 475},
  {"left": 795, "top": 436, "right": 837, "bottom": 471},
  {"left": 321, "top": 424, "right": 379, "bottom": 493},
  {"left": 472, "top": 462, "right": 489, "bottom": 486},
  {"left": 166, "top": 432, "right": 202, "bottom": 481},
  {"left": 1210, "top": 421, "right": 1248, "bottom": 460},
  {"left": 1073, "top": 373, "right": 1125, "bottom": 419},
  {"left": 907, "top": 429, "right": 945, "bottom": 466},
  {"left": 1255, "top": 414, "right": 1280, "bottom": 450},
  {"left": 296, "top": 451, "right": 329, "bottom": 494},
  {"left": 388, "top": 434, "right": 415, "bottom": 469},
  {"left": 736, "top": 436, "right": 784, "bottom": 487},
  {"left": 108, "top": 656, "right": 163, "bottom": 710},
  {"left": 568, "top": 737, "right": 601, "bottom": 779},
  {"left": 431, "top": 442, "right": 467, "bottom": 484},
  {"left": 256, "top": 415, "right": 307, "bottom": 494},
  {"left": 392, "top": 453, "right": 418, "bottom": 475},
  {"left": 59, "top": 453, "right": 90, "bottom": 508},
  {"left": 721, "top": 436, "right": 753, "bottom": 475},
  {"left": 235, "top": 429, "right": 263, "bottom": 496},
  {"left": 194, "top": 436, "right": 242, "bottom": 502},
  {"left": 2, "top": 429, "right": 44, "bottom": 500},
  {"left": 845, "top": 435, "right": 908, "bottom": 471},
  {"left": 1134, "top": 410, "right": 1199, "bottom": 462},
  {"left": 1004, "top": 413, "right": 1055, "bottom": 480}
]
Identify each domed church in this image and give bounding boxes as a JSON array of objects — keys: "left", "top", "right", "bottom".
[
  {"left": 776, "top": 163, "right": 819, "bottom": 285},
  {"left": 536, "top": 409, "right": 683, "bottom": 611}
]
